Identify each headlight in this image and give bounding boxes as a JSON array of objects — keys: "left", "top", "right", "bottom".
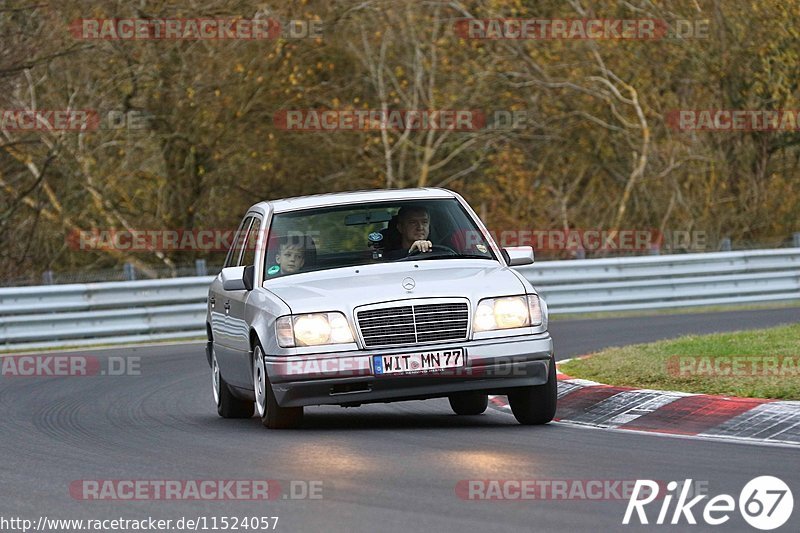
[
  {"left": 276, "top": 312, "right": 355, "bottom": 348},
  {"left": 473, "top": 295, "right": 543, "bottom": 332}
]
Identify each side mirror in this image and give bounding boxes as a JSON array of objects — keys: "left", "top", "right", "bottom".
[
  {"left": 503, "top": 246, "right": 534, "bottom": 266},
  {"left": 221, "top": 265, "right": 255, "bottom": 291}
]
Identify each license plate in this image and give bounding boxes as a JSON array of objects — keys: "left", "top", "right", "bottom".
[{"left": 373, "top": 348, "right": 464, "bottom": 375}]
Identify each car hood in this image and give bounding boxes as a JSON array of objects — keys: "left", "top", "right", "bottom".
[{"left": 263, "top": 259, "right": 529, "bottom": 314}]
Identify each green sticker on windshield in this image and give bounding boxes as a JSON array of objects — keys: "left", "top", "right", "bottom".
[{"left": 267, "top": 265, "right": 281, "bottom": 276}]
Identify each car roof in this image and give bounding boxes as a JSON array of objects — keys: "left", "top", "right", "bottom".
[{"left": 251, "top": 188, "right": 457, "bottom": 214}]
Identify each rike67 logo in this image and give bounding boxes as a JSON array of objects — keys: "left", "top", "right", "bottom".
[{"left": 623, "top": 476, "right": 793, "bottom": 530}]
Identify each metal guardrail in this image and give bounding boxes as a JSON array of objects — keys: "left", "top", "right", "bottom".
[
  {"left": 0, "top": 278, "right": 213, "bottom": 351},
  {"left": 1, "top": 249, "right": 798, "bottom": 351},
  {"left": 520, "top": 248, "right": 800, "bottom": 314}
]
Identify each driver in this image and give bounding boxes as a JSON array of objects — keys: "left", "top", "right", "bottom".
[{"left": 394, "top": 205, "right": 433, "bottom": 255}]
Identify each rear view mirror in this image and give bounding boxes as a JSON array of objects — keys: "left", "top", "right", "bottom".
[
  {"left": 221, "top": 265, "right": 255, "bottom": 291},
  {"left": 503, "top": 246, "right": 534, "bottom": 266},
  {"left": 345, "top": 211, "right": 392, "bottom": 226}
]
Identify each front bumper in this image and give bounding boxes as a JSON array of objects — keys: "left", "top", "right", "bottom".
[{"left": 264, "top": 333, "right": 553, "bottom": 407}]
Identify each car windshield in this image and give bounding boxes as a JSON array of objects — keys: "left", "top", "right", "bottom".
[{"left": 263, "top": 198, "right": 496, "bottom": 280}]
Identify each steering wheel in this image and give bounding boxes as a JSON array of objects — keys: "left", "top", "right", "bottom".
[{"left": 397, "top": 243, "right": 458, "bottom": 260}]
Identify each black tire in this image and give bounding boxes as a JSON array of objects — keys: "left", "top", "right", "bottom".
[
  {"left": 212, "top": 346, "right": 254, "bottom": 419},
  {"left": 448, "top": 391, "right": 489, "bottom": 415},
  {"left": 253, "top": 345, "right": 304, "bottom": 429},
  {"left": 507, "top": 356, "right": 557, "bottom": 425}
]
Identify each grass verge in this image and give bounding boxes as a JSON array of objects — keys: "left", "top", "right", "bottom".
[{"left": 559, "top": 323, "right": 800, "bottom": 400}]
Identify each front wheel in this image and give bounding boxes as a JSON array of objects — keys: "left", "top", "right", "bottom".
[
  {"left": 507, "top": 356, "right": 557, "bottom": 425},
  {"left": 448, "top": 392, "right": 488, "bottom": 415},
  {"left": 212, "top": 345, "right": 254, "bottom": 419},
  {"left": 254, "top": 344, "right": 304, "bottom": 429}
]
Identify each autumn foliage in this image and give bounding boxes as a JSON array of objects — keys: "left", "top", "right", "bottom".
[{"left": 1, "top": 0, "right": 798, "bottom": 280}]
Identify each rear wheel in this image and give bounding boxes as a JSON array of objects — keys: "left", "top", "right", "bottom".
[
  {"left": 212, "top": 345, "right": 254, "bottom": 418},
  {"left": 254, "top": 344, "right": 304, "bottom": 429},
  {"left": 507, "top": 356, "right": 557, "bottom": 425},
  {"left": 448, "top": 391, "right": 488, "bottom": 415}
]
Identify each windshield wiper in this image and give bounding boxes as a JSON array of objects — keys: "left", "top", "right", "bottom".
[{"left": 413, "top": 253, "right": 494, "bottom": 261}]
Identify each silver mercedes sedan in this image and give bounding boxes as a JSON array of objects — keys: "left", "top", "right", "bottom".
[{"left": 205, "top": 188, "right": 555, "bottom": 428}]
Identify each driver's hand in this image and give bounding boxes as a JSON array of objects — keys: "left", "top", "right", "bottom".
[{"left": 409, "top": 240, "right": 433, "bottom": 253}]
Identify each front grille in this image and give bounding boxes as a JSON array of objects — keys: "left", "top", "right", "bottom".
[{"left": 357, "top": 302, "right": 469, "bottom": 348}]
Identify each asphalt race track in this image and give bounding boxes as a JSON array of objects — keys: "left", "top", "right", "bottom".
[{"left": 2, "top": 308, "right": 799, "bottom": 532}]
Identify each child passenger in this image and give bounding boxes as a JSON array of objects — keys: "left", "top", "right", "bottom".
[{"left": 269, "top": 235, "right": 313, "bottom": 276}]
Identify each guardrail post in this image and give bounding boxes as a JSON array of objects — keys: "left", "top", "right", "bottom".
[
  {"left": 195, "top": 259, "right": 207, "bottom": 276},
  {"left": 794, "top": 232, "right": 800, "bottom": 248},
  {"left": 719, "top": 237, "right": 731, "bottom": 251},
  {"left": 123, "top": 262, "right": 136, "bottom": 281},
  {"left": 42, "top": 270, "right": 54, "bottom": 285}
]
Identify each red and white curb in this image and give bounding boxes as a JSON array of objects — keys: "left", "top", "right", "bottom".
[{"left": 489, "top": 358, "right": 800, "bottom": 447}]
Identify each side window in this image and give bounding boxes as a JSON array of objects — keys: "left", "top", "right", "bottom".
[
  {"left": 240, "top": 217, "right": 262, "bottom": 268},
  {"left": 224, "top": 216, "right": 252, "bottom": 268}
]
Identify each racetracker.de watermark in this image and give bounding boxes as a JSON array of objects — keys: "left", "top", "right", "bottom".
[
  {"left": 460, "top": 229, "right": 664, "bottom": 252},
  {"left": 454, "top": 18, "right": 709, "bottom": 40},
  {"left": 69, "top": 18, "right": 322, "bottom": 40},
  {"left": 666, "top": 355, "right": 800, "bottom": 377},
  {"left": 1, "top": 109, "right": 148, "bottom": 131},
  {"left": 462, "top": 229, "right": 708, "bottom": 252},
  {"left": 272, "top": 356, "right": 531, "bottom": 379},
  {"left": 69, "top": 479, "right": 323, "bottom": 500},
  {"left": 271, "top": 108, "right": 627, "bottom": 132},
  {"left": 456, "top": 479, "right": 708, "bottom": 501},
  {"left": 666, "top": 109, "right": 800, "bottom": 131},
  {"left": 68, "top": 229, "right": 324, "bottom": 252},
  {"left": 0, "top": 355, "right": 140, "bottom": 377},
  {"left": 274, "top": 109, "right": 485, "bottom": 131},
  {"left": 67, "top": 228, "right": 244, "bottom": 252}
]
